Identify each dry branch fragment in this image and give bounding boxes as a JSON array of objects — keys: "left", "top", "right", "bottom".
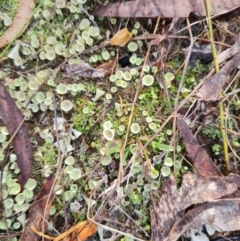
[{"left": 91, "top": 0, "right": 240, "bottom": 18}]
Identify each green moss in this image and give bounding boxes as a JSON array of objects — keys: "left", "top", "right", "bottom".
[
  {"left": 202, "top": 125, "right": 221, "bottom": 140},
  {"left": 41, "top": 141, "right": 57, "bottom": 165}
]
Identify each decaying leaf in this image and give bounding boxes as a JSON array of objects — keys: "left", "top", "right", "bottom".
[
  {"left": 0, "top": 0, "right": 36, "bottom": 48},
  {"left": 108, "top": 28, "right": 131, "bottom": 46},
  {"left": 150, "top": 173, "right": 240, "bottom": 241},
  {"left": 20, "top": 174, "right": 55, "bottom": 241},
  {"left": 196, "top": 52, "right": 240, "bottom": 101},
  {"left": 167, "top": 199, "right": 240, "bottom": 241},
  {"left": 176, "top": 116, "right": 221, "bottom": 177},
  {"left": 0, "top": 81, "right": 33, "bottom": 188},
  {"left": 91, "top": 0, "right": 240, "bottom": 18},
  {"left": 64, "top": 63, "right": 108, "bottom": 77}
]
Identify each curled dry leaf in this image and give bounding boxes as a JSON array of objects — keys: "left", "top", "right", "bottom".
[
  {"left": 0, "top": 0, "right": 36, "bottom": 48},
  {"left": 176, "top": 116, "right": 221, "bottom": 177},
  {"left": 20, "top": 174, "right": 55, "bottom": 241},
  {"left": 150, "top": 173, "right": 240, "bottom": 241},
  {"left": 196, "top": 52, "right": 240, "bottom": 101},
  {"left": 0, "top": 81, "right": 33, "bottom": 188},
  {"left": 91, "top": 0, "right": 240, "bottom": 18},
  {"left": 167, "top": 199, "right": 240, "bottom": 241},
  {"left": 108, "top": 28, "right": 131, "bottom": 46}
]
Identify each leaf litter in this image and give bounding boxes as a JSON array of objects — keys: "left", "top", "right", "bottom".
[
  {"left": 150, "top": 173, "right": 240, "bottom": 241},
  {"left": 91, "top": 0, "right": 240, "bottom": 18},
  {"left": 150, "top": 115, "right": 240, "bottom": 240},
  {"left": 0, "top": 81, "right": 33, "bottom": 188},
  {"left": 1, "top": 0, "right": 240, "bottom": 240}
]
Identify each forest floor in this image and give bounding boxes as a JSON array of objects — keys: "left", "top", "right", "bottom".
[{"left": 0, "top": 1, "right": 240, "bottom": 241}]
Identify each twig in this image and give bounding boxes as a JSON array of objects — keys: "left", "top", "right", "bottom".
[{"left": 204, "top": 0, "right": 229, "bottom": 173}]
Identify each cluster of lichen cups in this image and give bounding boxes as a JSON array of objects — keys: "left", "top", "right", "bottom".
[
  {"left": 0, "top": 0, "right": 192, "bottom": 238},
  {"left": 0, "top": 153, "right": 37, "bottom": 234}
]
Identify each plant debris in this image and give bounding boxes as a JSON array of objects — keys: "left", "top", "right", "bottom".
[
  {"left": 196, "top": 52, "right": 240, "bottom": 101},
  {"left": 150, "top": 173, "right": 240, "bottom": 241},
  {"left": 20, "top": 174, "right": 55, "bottom": 241},
  {"left": 0, "top": 0, "right": 36, "bottom": 48},
  {"left": 91, "top": 0, "right": 240, "bottom": 18},
  {"left": 0, "top": 81, "right": 33, "bottom": 188}
]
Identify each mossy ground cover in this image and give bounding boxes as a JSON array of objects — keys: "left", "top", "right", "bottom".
[{"left": 0, "top": 1, "right": 240, "bottom": 240}]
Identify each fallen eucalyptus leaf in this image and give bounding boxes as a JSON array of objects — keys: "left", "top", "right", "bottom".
[
  {"left": 0, "top": 81, "right": 33, "bottom": 188},
  {"left": 176, "top": 116, "right": 221, "bottom": 177}
]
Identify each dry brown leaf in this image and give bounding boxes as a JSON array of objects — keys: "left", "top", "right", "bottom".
[
  {"left": 150, "top": 173, "right": 240, "bottom": 241},
  {"left": 20, "top": 174, "right": 55, "bottom": 241},
  {"left": 91, "top": 0, "right": 240, "bottom": 18},
  {"left": 196, "top": 52, "right": 240, "bottom": 101},
  {"left": 167, "top": 199, "right": 240, "bottom": 241},
  {"left": 0, "top": 0, "right": 36, "bottom": 48},
  {"left": 0, "top": 81, "right": 33, "bottom": 188},
  {"left": 176, "top": 116, "right": 221, "bottom": 177},
  {"left": 108, "top": 28, "right": 131, "bottom": 46}
]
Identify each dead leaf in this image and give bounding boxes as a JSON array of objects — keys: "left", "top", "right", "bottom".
[
  {"left": 150, "top": 173, "right": 240, "bottom": 241},
  {"left": 196, "top": 52, "right": 240, "bottom": 101},
  {"left": 0, "top": 81, "right": 33, "bottom": 188},
  {"left": 0, "top": 0, "right": 36, "bottom": 48},
  {"left": 108, "top": 28, "right": 131, "bottom": 46},
  {"left": 167, "top": 199, "right": 240, "bottom": 241},
  {"left": 64, "top": 63, "right": 108, "bottom": 77},
  {"left": 91, "top": 0, "right": 240, "bottom": 18},
  {"left": 20, "top": 174, "right": 55, "bottom": 241},
  {"left": 176, "top": 116, "right": 221, "bottom": 177}
]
